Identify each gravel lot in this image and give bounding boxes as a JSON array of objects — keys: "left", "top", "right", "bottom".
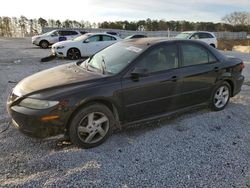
[{"left": 0, "top": 37, "right": 250, "bottom": 187}]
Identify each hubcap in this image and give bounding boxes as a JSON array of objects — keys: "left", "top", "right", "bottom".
[
  {"left": 41, "top": 42, "right": 48, "bottom": 48},
  {"left": 68, "top": 49, "right": 80, "bottom": 60},
  {"left": 77, "top": 112, "right": 109, "bottom": 144},
  {"left": 214, "top": 85, "right": 229, "bottom": 108}
]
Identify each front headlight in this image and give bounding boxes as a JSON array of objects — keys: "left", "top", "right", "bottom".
[
  {"left": 19, "top": 98, "right": 59, "bottom": 109},
  {"left": 57, "top": 46, "right": 65, "bottom": 49}
]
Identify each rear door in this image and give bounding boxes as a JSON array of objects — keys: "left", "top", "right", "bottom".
[
  {"left": 178, "top": 41, "right": 220, "bottom": 107},
  {"left": 121, "top": 43, "right": 183, "bottom": 121}
]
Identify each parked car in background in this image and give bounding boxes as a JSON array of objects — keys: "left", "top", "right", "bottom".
[
  {"left": 52, "top": 33, "right": 121, "bottom": 59},
  {"left": 124, "top": 34, "right": 147, "bottom": 39},
  {"left": 7, "top": 38, "right": 244, "bottom": 148},
  {"left": 175, "top": 31, "right": 218, "bottom": 48},
  {"left": 32, "top": 29, "right": 82, "bottom": 48},
  {"left": 106, "top": 31, "right": 119, "bottom": 36}
]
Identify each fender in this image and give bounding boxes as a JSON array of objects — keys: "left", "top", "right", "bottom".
[
  {"left": 216, "top": 72, "right": 235, "bottom": 96},
  {"left": 73, "top": 96, "right": 124, "bottom": 128}
]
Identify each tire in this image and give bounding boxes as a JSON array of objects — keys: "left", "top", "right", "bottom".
[
  {"left": 39, "top": 40, "right": 49, "bottom": 49},
  {"left": 69, "top": 104, "right": 114, "bottom": 148},
  {"left": 211, "top": 82, "right": 231, "bottom": 111},
  {"left": 67, "top": 48, "right": 81, "bottom": 60}
]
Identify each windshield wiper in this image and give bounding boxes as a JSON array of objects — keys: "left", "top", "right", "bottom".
[
  {"left": 84, "top": 56, "right": 94, "bottom": 71},
  {"left": 101, "top": 55, "right": 107, "bottom": 75}
]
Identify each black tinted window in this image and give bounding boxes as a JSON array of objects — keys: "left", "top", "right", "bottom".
[
  {"left": 136, "top": 44, "right": 178, "bottom": 73},
  {"left": 102, "top": 35, "right": 116, "bottom": 41},
  {"left": 199, "top": 33, "right": 214, "bottom": 39},
  {"left": 68, "top": 31, "right": 78, "bottom": 35},
  {"left": 88, "top": 35, "right": 101, "bottom": 42},
  {"left": 58, "top": 30, "right": 78, "bottom": 36},
  {"left": 181, "top": 44, "right": 217, "bottom": 66}
]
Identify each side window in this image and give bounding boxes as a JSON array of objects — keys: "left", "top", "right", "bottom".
[
  {"left": 58, "top": 31, "right": 69, "bottom": 36},
  {"left": 191, "top": 33, "right": 199, "bottom": 39},
  {"left": 51, "top": 31, "right": 58, "bottom": 37},
  {"left": 58, "top": 31, "right": 64, "bottom": 36},
  {"left": 68, "top": 31, "right": 78, "bottom": 35},
  {"left": 102, "top": 35, "right": 116, "bottom": 41},
  {"left": 199, "top": 33, "right": 213, "bottom": 39},
  {"left": 58, "top": 30, "right": 78, "bottom": 36},
  {"left": 88, "top": 35, "right": 101, "bottom": 42},
  {"left": 206, "top": 33, "right": 214, "bottom": 38},
  {"left": 136, "top": 44, "right": 178, "bottom": 73},
  {"left": 181, "top": 44, "right": 217, "bottom": 67}
]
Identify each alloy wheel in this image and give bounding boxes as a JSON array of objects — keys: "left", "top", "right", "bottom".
[
  {"left": 77, "top": 112, "right": 109, "bottom": 144},
  {"left": 214, "top": 85, "right": 229, "bottom": 109},
  {"left": 67, "top": 49, "right": 80, "bottom": 60}
]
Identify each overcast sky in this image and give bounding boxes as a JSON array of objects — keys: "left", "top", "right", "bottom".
[{"left": 1, "top": 0, "right": 250, "bottom": 23}]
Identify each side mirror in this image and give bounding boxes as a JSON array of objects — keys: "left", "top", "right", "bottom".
[
  {"left": 190, "top": 36, "right": 195, "bottom": 39},
  {"left": 84, "top": 39, "right": 90, "bottom": 43},
  {"left": 130, "top": 67, "right": 148, "bottom": 81}
]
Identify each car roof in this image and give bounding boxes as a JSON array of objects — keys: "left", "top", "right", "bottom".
[
  {"left": 53, "top": 29, "right": 79, "bottom": 31},
  {"left": 120, "top": 37, "right": 223, "bottom": 58},
  {"left": 181, "top": 31, "right": 214, "bottom": 34},
  {"left": 84, "top": 32, "right": 119, "bottom": 37},
  {"left": 123, "top": 37, "right": 174, "bottom": 46}
]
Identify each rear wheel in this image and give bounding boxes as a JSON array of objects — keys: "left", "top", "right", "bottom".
[
  {"left": 39, "top": 40, "right": 49, "bottom": 49},
  {"left": 67, "top": 48, "right": 81, "bottom": 60},
  {"left": 211, "top": 82, "right": 231, "bottom": 111},
  {"left": 69, "top": 104, "right": 114, "bottom": 148}
]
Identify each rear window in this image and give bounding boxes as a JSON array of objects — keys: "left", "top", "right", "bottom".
[
  {"left": 198, "top": 33, "right": 214, "bottom": 39},
  {"left": 181, "top": 43, "right": 217, "bottom": 66},
  {"left": 58, "top": 30, "right": 78, "bottom": 36},
  {"left": 102, "top": 35, "right": 117, "bottom": 41}
]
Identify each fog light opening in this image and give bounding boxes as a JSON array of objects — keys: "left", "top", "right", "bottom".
[{"left": 41, "top": 115, "right": 60, "bottom": 121}]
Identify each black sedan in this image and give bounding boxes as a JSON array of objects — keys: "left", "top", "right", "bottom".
[{"left": 7, "top": 38, "right": 245, "bottom": 148}]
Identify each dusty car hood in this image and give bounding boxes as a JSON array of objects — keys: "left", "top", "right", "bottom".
[{"left": 13, "top": 63, "right": 103, "bottom": 96}]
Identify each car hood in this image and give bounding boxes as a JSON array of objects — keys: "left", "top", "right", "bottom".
[{"left": 13, "top": 63, "right": 103, "bottom": 96}]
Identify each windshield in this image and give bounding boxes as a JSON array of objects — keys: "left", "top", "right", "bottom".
[
  {"left": 81, "top": 42, "right": 145, "bottom": 75},
  {"left": 175, "top": 33, "right": 191, "bottom": 39},
  {"left": 44, "top": 30, "right": 57, "bottom": 36},
  {"left": 73, "top": 34, "right": 91, "bottom": 41}
]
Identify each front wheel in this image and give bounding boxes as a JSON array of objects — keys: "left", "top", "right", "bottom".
[
  {"left": 67, "top": 48, "right": 81, "bottom": 60},
  {"left": 211, "top": 82, "right": 231, "bottom": 111},
  {"left": 69, "top": 104, "right": 114, "bottom": 148},
  {"left": 39, "top": 40, "right": 49, "bottom": 49}
]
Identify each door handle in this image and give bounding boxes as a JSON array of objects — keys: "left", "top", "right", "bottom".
[
  {"left": 170, "top": 76, "right": 178, "bottom": 82},
  {"left": 214, "top": 67, "right": 219, "bottom": 72}
]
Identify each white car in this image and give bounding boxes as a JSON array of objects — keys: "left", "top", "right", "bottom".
[
  {"left": 32, "top": 29, "right": 82, "bottom": 49},
  {"left": 175, "top": 31, "right": 218, "bottom": 48},
  {"left": 51, "top": 33, "right": 121, "bottom": 59}
]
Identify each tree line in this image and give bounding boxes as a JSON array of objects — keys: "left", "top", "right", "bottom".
[{"left": 0, "top": 12, "right": 249, "bottom": 37}]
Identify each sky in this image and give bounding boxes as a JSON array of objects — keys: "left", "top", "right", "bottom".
[{"left": 0, "top": 0, "right": 250, "bottom": 23}]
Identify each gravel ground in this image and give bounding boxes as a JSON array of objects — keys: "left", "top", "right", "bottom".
[{"left": 0, "top": 37, "right": 250, "bottom": 187}]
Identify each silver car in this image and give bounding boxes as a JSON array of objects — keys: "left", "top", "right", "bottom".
[{"left": 32, "top": 29, "right": 83, "bottom": 48}]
